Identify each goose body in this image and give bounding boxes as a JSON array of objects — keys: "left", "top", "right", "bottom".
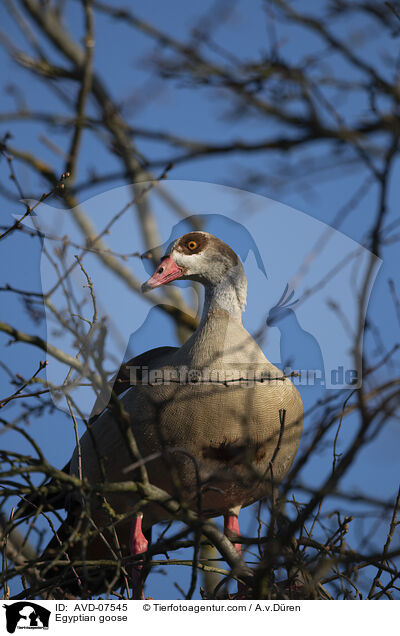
[
  {"left": 47, "top": 232, "right": 304, "bottom": 595},
  {"left": 72, "top": 312, "right": 302, "bottom": 520}
]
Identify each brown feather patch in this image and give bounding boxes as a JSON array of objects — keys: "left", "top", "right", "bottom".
[
  {"left": 175, "top": 232, "right": 209, "bottom": 255},
  {"left": 174, "top": 232, "right": 239, "bottom": 265},
  {"left": 202, "top": 439, "right": 267, "bottom": 464}
]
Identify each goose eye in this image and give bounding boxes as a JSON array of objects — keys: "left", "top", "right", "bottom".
[{"left": 187, "top": 240, "right": 198, "bottom": 251}]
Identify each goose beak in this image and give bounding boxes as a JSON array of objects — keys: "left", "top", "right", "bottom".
[{"left": 142, "top": 255, "right": 184, "bottom": 292}]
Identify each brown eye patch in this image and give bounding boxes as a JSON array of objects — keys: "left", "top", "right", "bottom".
[{"left": 176, "top": 232, "right": 208, "bottom": 255}]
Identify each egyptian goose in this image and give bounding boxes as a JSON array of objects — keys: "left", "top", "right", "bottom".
[{"left": 30, "top": 232, "right": 304, "bottom": 598}]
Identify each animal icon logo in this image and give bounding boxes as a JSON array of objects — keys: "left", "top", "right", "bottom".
[
  {"left": 266, "top": 284, "right": 325, "bottom": 387},
  {"left": 3, "top": 602, "right": 50, "bottom": 633},
  {"left": 15, "top": 179, "right": 381, "bottom": 412}
]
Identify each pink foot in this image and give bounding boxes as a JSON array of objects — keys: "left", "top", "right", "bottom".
[
  {"left": 224, "top": 513, "right": 242, "bottom": 553},
  {"left": 224, "top": 512, "right": 246, "bottom": 597},
  {"left": 130, "top": 513, "right": 148, "bottom": 599}
]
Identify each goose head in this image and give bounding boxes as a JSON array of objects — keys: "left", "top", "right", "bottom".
[
  {"left": 142, "top": 232, "right": 240, "bottom": 289},
  {"left": 142, "top": 231, "right": 247, "bottom": 317}
]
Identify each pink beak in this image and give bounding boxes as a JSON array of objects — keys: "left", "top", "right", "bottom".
[{"left": 142, "top": 255, "right": 184, "bottom": 292}]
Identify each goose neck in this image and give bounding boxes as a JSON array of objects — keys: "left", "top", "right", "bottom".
[{"left": 200, "top": 264, "right": 247, "bottom": 324}]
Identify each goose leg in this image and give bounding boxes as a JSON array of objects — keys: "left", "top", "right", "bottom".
[
  {"left": 130, "top": 512, "right": 148, "bottom": 599},
  {"left": 223, "top": 511, "right": 242, "bottom": 553},
  {"left": 224, "top": 507, "right": 246, "bottom": 598}
]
